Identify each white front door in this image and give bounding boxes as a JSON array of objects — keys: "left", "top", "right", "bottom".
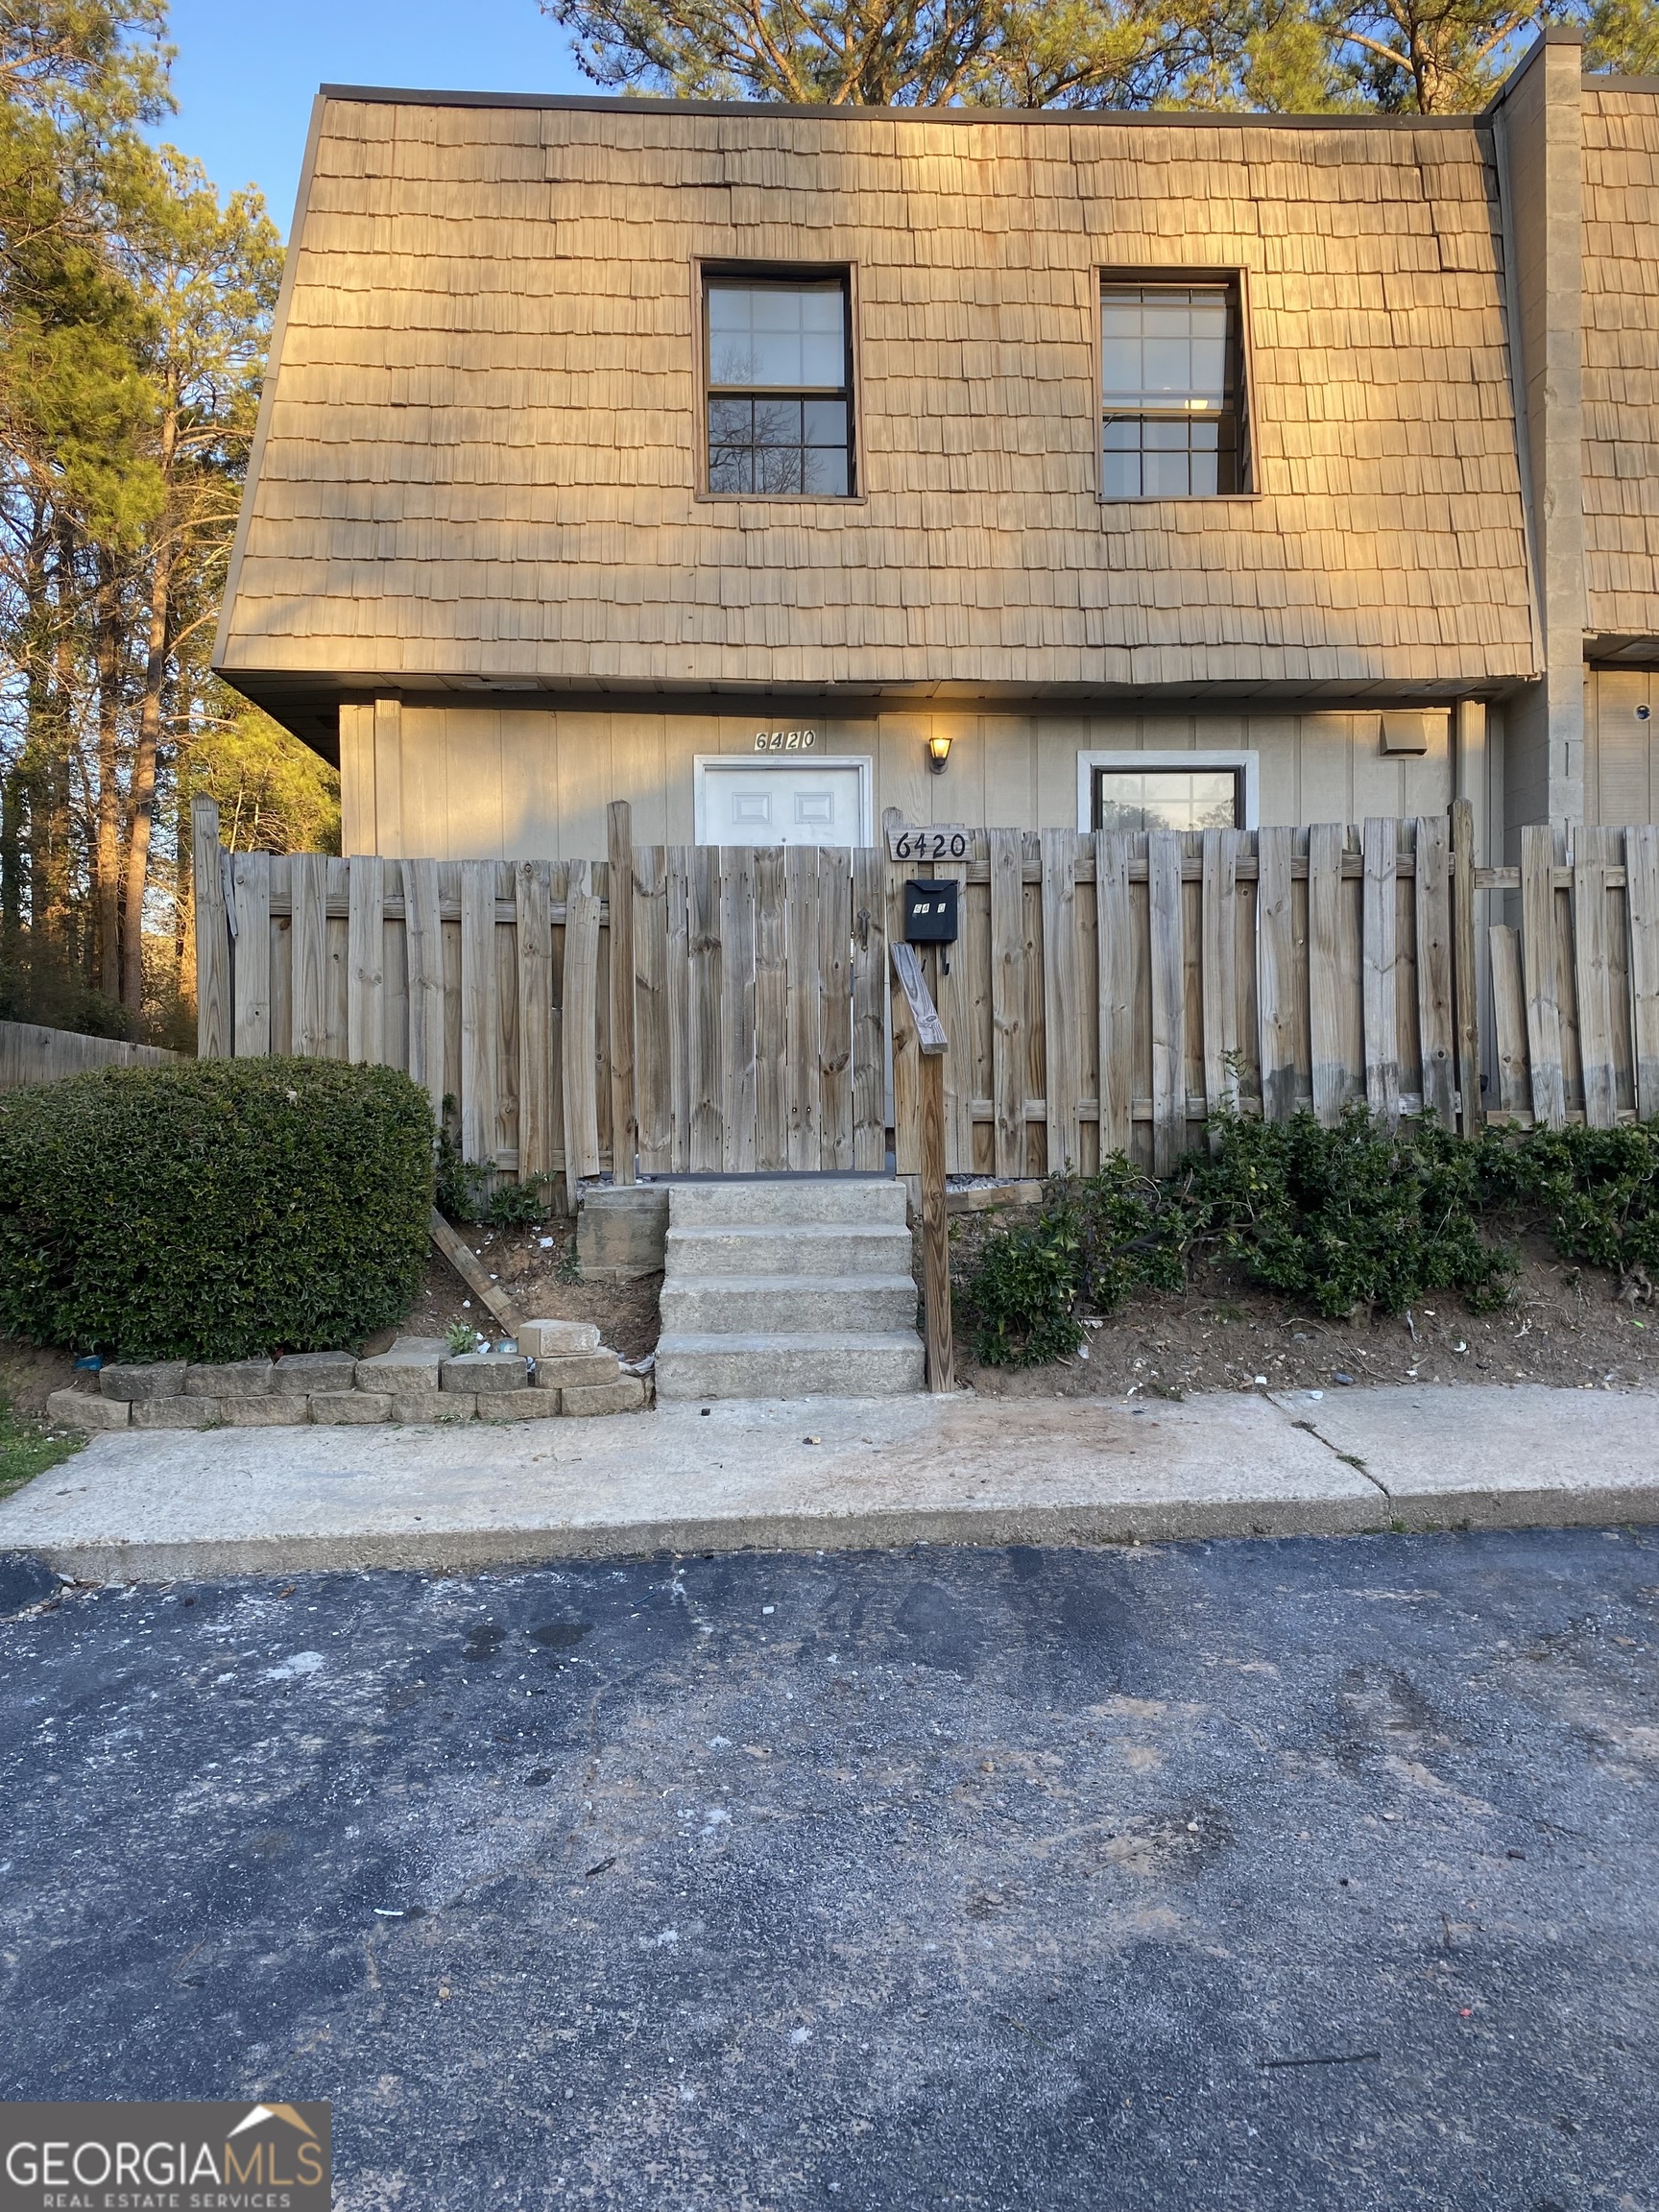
[{"left": 695, "top": 756, "right": 872, "bottom": 847}]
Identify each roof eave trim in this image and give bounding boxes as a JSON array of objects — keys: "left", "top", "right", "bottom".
[{"left": 314, "top": 82, "right": 1490, "bottom": 130}]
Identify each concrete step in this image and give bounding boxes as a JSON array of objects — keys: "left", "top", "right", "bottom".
[
  {"left": 666, "top": 1178, "right": 909, "bottom": 1228},
  {"left": 660, "top": 1274, "right": 918, "bottom": 1335},
  {"left": 664, "top": 1223, "right": 915, "bottom": 1279},
  {"left": 655, "top": 1332, "right": 926, "bottom": 1402}
]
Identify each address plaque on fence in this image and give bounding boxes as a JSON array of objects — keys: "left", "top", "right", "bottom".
[{"left": 886, "top": 825, "right": 972, "bottom": 862}]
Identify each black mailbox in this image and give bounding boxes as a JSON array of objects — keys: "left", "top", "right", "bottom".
[{"left": 903, "top": 878, "right": 959, "bottom": 945}]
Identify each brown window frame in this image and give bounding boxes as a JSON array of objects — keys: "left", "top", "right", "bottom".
[
  {"left": 697, "top": 264, "right": 861, "bottom": 504},
  {"left": 1096, "top": 271, "right": 1256, "bottom": 503}
]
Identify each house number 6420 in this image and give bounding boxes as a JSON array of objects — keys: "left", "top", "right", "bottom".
[{"left": 754, "top": 730, "right": 817, "bottom": 751}]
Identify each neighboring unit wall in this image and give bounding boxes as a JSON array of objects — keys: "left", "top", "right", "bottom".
[
  {"left": 1581, "top": 82, "right": 1659, "bottom": 640},
  {"left": 339, "top": 699, "right": 1455, "bottom": 859}
]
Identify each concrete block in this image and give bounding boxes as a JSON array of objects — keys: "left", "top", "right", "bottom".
[
  {"left": 480, "top": 1388, "right": 562, "bottom": 1422},
  {"left": 388, "top": 1336, "right": 451, "bottom": 1358},
  {"left": 310, "top": 1390, "right": 391, "bottom": 1425},
  {"left": 272, "top": 1352, "right": 358, "bottom": 1395},
  {"left": 441, "top": 1351, "right": 527, "bottom": 1394},
  {"left": 577, "top": 1185, "right": 668, "bottom": 1281},
  {"left": 132, "top": 1397, "right": 221, "bottom": 1431},
  {"left": 185, "top": 1359, "right": 272, "bottom": 1398},
  {"left": 46, "top": 1388, "right": 129, "bottom": 1432},
  {"left": 533, "top": 1352, "right": 619, "bottom": 1392},
  {"left": 100, "top": 1360, "right": 186, "bottom": 1403},
  {"left": 393, "top": 1392, "right": 476, "bottom": 1424},
  {"left": 354, "top": 1352, "right": 443, "bottom": 1394},
  {"left": 560, "top": 1376, "right": 646, "bottom": 1418},
  {"left": 518, "top": 1318, "right": 602, "bottom": 1358},
  {"left": 225, "top": 1396, "right": 310, "bottom": 1428}
]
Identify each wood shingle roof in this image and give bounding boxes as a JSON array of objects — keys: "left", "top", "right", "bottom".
[
  {"left": 216, "top": 93, "right": 1543, "bottom": 700},
  {"left": 1582, "top": 82, "right": 1659, "bottom": 644}
]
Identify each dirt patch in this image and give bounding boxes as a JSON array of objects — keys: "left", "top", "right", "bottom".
[
  {"left": 365, "top": 1216, "right": 662, "bottom": 1363},
  {"left": 0, "top": 1342, "right": 80, "bottom": 1417},
  {"left": 948, "top": 1212, "right": 1659, "bottom": 1402}
]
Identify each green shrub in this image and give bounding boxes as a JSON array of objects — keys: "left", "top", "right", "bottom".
[
  {"left": 1051, "top": 1154, "right": 1192, "bottom": 1314},
  {"left": 959, "top": 1214, "right": 1086, "bottom": 1367},
  {"left": 1479, "top": 1120, "right": 1659, "bottom": 1281},
  {"left": 0, "top": 1058, "right": 436, "bottom": 1361},
  {"left": 1184, "top": 1107, "right": 1515, "bottom": 1317}
]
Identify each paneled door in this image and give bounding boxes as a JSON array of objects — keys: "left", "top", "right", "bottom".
[{"left": 694, "top": 756, "right": 872, "bottom": 847}]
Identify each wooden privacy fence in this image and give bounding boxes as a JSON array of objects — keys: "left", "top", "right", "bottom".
[
  {"left": 193, "top": 792, "right": 1659, "bottom": 1202},
  {"left": 0, "top": 1019, "right": 177, "bottom": 1090},
  {"left": 883, "top": 803, "right": 1480, "bottom": 1179},
  {"left": 1483, "top": 821, "right": 1659, "bottom": 1130},
  {"left": 191, "top": 797, "right": 888, "bottom": 1206}
]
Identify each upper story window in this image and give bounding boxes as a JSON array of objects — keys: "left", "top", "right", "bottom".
[
  {"left": 1100, "top": 279, "right": 1247, "bottom": 499},
  {"left": 705, "top": 275, "right": 854, "bottom": 498}
]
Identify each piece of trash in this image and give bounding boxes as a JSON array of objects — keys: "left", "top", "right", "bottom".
[
  {"left": 1253, "top": 1374, "right": 1267, "bottom": 1384},
  {"left": 1077, "top": 1345, "right": 1090, "bottom": 1360},
  {"left": 762, "top": 1605, "right": 774, "bottom": 1615},
  {"left": 73, "top": 1354, "right": 103, "bottom": 1371},
  {"left": 789, "top": 2027, "right": 810, "bottom": 2045},
  {"left": 584, "top": 1855, "right": 617, "bottom": 1879},
  {"left": 1306, "top": 1388, "right": 1324, "bottom": 1401},
  {"left": 373, "top": 1908, "right": 405, "bottom": 1918},
  {"left": 1458, "top": 2008, "right": 1473, "bottom": 2018},
  {"left": 700, "top": 1407, "right": 710, "bottom": 1417},
  {"left": 1454, "top": 1341, "right": 1468, "bottom": 1355},
  {"left": 1187, "top": 1820, "right": 1199, "bottom": 1832},
  {"left": 804, "top": 1434, "right": 821, "bottom": 1445},
  {"left": 461, "top": 1299, "right": 471, "bottom": 1309},
  {"left": 1332, "top": 1372, "right": 1355, "bottom": 1385},
  {"left": 539, "top": 1236, "right": 555, "bottom": 1249}
]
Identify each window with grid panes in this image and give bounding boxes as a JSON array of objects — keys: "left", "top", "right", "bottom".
[
  {"left": 705, "top": 276, "right": 854, "bottom": 497},
  {"left": 1100, "top": 281, "right": 1246, "bottom": 498},
  {"left": 1093, "top": 766, "right": 1243, "bottom": 833}
]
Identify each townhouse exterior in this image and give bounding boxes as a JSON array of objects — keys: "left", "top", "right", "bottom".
[{"left": 212, "top": 29, "right": 1659, "bottom": 871}]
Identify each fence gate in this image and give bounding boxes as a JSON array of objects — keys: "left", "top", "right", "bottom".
[{"left": 631, "top": 841, "right": 888, "bottom": 1175}]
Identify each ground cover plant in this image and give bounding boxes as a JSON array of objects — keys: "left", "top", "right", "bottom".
[
  {"left": 0, "top": 1059, "right": 435, "bottom": 1362},
  {"left": 0, "top": 1394, "right": 81, "bottom": 1504},
  {"left": 959, "top": 1109, "right": 1659, "bottom": 1367}
]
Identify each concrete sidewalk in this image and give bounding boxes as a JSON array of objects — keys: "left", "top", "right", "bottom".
[{"left": 2, "top": 1382, "right": 1657, "bottom": 1581}]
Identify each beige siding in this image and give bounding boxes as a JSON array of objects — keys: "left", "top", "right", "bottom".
[
  {"left": 219, "top": 97, "right": 1536, "bottom": 699},
  {"left": 1586, "top": 665, "right": 1659, "bottom": 823},
  {"left": 342, "top": 701, "right": 1454, "bottom": 859}
]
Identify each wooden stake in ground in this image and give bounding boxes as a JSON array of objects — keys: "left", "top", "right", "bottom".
[
  {"left": 428, "top": 1209, "right": 528, "bottom": 1336},
  {"left": 891, "top": 941, "right": 954, "bottom": 1395}
]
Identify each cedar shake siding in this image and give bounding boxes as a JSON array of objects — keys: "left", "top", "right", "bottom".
[{"left": 212, "top": 36, "right": 1659, "bottom": 861}]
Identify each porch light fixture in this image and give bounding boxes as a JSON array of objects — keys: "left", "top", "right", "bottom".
[{"left": 926, "top": 731, "right": 951, "bottom": 775}]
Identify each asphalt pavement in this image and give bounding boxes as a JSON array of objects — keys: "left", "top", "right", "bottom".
[{"left": 2, "top": 1528, "right": 1656, "bottom": 2210}]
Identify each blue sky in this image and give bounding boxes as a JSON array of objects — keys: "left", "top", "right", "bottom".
[{"left": 158, "top": 0, "right": 589, "bottom": 230}]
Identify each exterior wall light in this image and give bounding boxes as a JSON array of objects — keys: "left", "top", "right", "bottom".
[{"left": 926, "top": 731, "right": 951, "bottom": 775}]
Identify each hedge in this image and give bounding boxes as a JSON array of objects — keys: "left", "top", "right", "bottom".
[
  {"left": 959, "top": 1109, "right": 1659, "bottom": 1366},
  {"left": 0, "top": 1058, "right": 435, "bottom": 1361}
]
